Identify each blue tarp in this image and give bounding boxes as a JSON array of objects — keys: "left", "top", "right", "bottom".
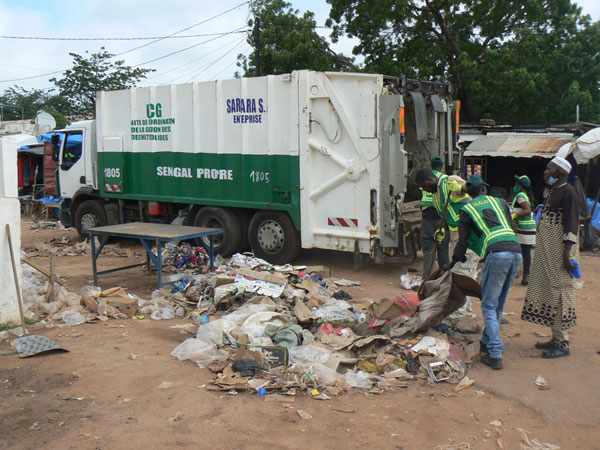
[{"left": 586, "top": 198, "right": 600, "bottom": 229}]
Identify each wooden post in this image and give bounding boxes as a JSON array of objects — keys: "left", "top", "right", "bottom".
[{"left": 6, "top": 224, "right": 28, "bottom": 334}]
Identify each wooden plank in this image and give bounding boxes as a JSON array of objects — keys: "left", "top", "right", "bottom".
[
  {"left": 45, "top": 254, "right": 55, "bottom": 302},
  {"left": 22, "top": 255, "right": 66, "bottom": 286}
]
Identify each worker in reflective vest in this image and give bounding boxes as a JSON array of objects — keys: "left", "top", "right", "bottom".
[
  {"left": 444, "top": 174, "right": 522, "bottom": 370},
  {"left": 419, "top": 156, "right": 449, "bottom": 278},
  {"left": 511, "top": 175, "right": 536, "bottom": 285},
  {"left": 416, "top": 167, "right": 478, "bottom": 321}
]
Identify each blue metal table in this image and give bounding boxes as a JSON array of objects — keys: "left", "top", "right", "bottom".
[{"left": 88, "top": 222, "right": 223, "bottom": 288}]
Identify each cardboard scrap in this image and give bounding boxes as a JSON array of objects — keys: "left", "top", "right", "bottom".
[
  {"left": 105, "top": 297, "right": 138, "bottom": 316},
  {"left": 294, "top": 300, "right": 317, "bottom": 323},
  {"left": 306, "top": 266, "right": 331, "bottom": 278},
  {"left": 455, "top": 376, "right": 475, "bottom": 391}
]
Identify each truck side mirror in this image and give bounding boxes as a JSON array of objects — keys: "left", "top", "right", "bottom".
[
  {"left": 52, "top": 145, "right": 60, "bottom": 162},
  {"left": 50, "top": 135, "right": 60, "bottom": 162}
]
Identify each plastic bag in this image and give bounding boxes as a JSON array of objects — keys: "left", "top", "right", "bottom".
[
  {"left": 170, "top": 338, "right": 228, "bottom": 368},
  {"left": 400, "top": 273, "right": 422, "bottom": 290},
  {"left": 240, "top": 312, "right": 286, "bottom": 340},
  {"left": 313, "top": 299, "right": 356, "bottom": 325},
  {"left": 80, "top": 285, "right": 101, "bottom": 297},
  {"left": 289, "top": 344, "right": 331, "bottom": 365},
  {"left": 61, "top": 310, "right": 85, "bottom": 326},
  {"left": 151, "top": 306, "right": 176, "bottom": 320},
  {"left": 289, "top": 363, "right": 344, "bottom": 386},
  {"left": 344, "top": 370, "right": 374, "bottom": 389},
  {"left": 196, "top": 319, "right": 225, "bottom": 345}
]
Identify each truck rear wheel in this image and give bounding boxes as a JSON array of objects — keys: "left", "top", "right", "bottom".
[
  {"left": 75, "top": 200, "right": 107, "bottom": 238},
  {"left": 249, "top": 211, "right": 300, "bottom": 264},
  {"left": 193, "top": 206, "right": 242, "bottom": 256}
]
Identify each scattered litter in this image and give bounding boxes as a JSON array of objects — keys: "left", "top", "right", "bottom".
[
  {"left": 400, "top": 273, "right": 422, "bottom": 290},
  {"left": 535, "top": 375, "right": 550, "bottom": 390},
  {"left": 168, "top": 411, "right": 183, "bottom": 422},
  {"left": 61, "top": 310, "right": 85, "bottom": 326},
  {"left": 534, "top": 331, "right": 551, "bottom": 338},
  {"left": 296, "top": 409, "right": 312, "bottom": 420},
  {"left": 455, "top": 376, "right": 475, "bottom": 391},
  {"left": 13, "top": 335, "right": 68, "bottom": 358},
  {"left": 157, "top": 382, "right": 173, "bottom": 389},
  {"left": 72, "top": 371, "right": 83, "bottom": 379},
  {"left": 333, "top": 278, "right": 361, "bottom": 287},
  {"left": 489, "top": 419, "right": 502, "bottom": 427},
  {"left": 128, "top": 353, "right": 140, "bottom": 360},
  {"left": 517, "top": 428, "right": 560, "bottom": 450}
]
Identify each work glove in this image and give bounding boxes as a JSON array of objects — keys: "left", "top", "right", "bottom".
[
  {"left": 511, "top": 213, "right": 517, "bottom": 221},
  {"left": 446, "top": 179, "right": 463, "bottom": 192},
  {"left": 434, "top": 228, "right": 446, "bottom": 244}
]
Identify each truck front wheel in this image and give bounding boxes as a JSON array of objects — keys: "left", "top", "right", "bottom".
[
  {"left": 249, "top": 211, "right": 300, "bottom": 264},
  {"left": 75, "top": 200, "right": 107, "bottom": 238},
  {"left": 193, "top": 206, "right": 242, "bottom": 256}
]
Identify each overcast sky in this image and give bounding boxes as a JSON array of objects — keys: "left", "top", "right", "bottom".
[{"left": 0, "top": 0, "right": 598, "bottom": 93}]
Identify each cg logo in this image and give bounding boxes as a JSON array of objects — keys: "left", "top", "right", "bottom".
[{"left": 146, "top": 103, "right": 163, "bottom": 118}]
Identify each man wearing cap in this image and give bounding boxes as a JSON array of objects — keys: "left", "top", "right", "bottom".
[
  {"left": 521, "top": 156, "right": 579, "bottom": 358},
  {"left": 511, "top": 175, "right": 536, "bottom": 285},
  {"left": 419, "top": 156, "right": 449, "bottom": 278},
  {"left": 444, "top": 175, "right": 522, "bottom": 370}
]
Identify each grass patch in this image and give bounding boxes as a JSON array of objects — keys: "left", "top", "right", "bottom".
[{"left": 0, "top": 320, "right": 18, "bottom": 331}]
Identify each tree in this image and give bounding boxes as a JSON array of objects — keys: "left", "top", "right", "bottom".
[
  {"left": 0, "top": 86, "right": 68, "bottom": 127},
  {"left": 237, "top": 0, "right": 355, "bottom": 77},
  {"left": 50, "top": 47, "right": 154, "bottom": 116},
  {"left": 326, "top": 0, "right": 600, "bottom": 123}
]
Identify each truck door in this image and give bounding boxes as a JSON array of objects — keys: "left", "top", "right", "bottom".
[
  {"left": 378, "top": 94, "right": 407, "bottom": 248},
  {"left": 58, "top": 130, "right": 85, "bottom": 199}
]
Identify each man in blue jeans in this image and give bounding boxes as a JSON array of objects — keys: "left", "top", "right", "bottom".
[{"left": 443, "top": 175, "right": 522, "bottom": 370}]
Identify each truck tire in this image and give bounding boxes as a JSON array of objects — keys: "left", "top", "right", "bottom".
[
  {"left": 75, "top": 200, "right": 107, "bottom": 238},
  {"left": 235, "top": 209, "right": 253, "bottom": 253},
  {"left": 249, "top": 211, "right": 300, "bottom": 264},
  {"left": 193, "top": 206, "right": 242, "bottom": 256}
]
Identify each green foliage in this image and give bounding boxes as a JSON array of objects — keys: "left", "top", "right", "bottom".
[
  {"left": 238, "top": 0, "right": 355, "bottom": 77},
  {"left": 0, "top": 86, "right": 68, "bottom": 127},
  {"left": 327, "top": 0, "right": 600, "bottom": 123},
  {"left": 50, "top": 47, "right": 154, "bottom": 116}
]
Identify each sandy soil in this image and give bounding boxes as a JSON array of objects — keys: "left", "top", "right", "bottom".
[{"left": 1, "top": 218, "right": 599, "bottom": 449}]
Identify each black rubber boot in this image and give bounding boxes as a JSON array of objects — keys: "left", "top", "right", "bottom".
[
  {"left": 481, "top": 354, "right": 503, "bottom": 370},
  {"left": 535, "top": 340, "right": 556, "bottom": 350},
  {"left": 521, "top": 273, "right": 529, "bottom": 285},
  {"left": 542, "top": 347, "right": 570, "bottom": 358}
]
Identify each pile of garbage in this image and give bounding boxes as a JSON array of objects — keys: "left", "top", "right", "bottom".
[
  {"left": 156, "top": 253, "right": 484, "bottom": 396},
  {"left": 25, "top": 236, "right": 136, "bottom": 258},
  {"left": 18, "top": 250, "right": 483, "bottom": 396},
  {"left": 158, "top": 242, "right": 212, "bottom": 273}
]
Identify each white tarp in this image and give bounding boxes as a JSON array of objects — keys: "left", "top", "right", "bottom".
[{"left": 556, "top": 128, "right": 600, "bottom": 164}]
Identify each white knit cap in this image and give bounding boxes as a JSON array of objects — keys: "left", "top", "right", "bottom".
[{"left": 550, "top": 156, "right": 572, "bottom": 174}]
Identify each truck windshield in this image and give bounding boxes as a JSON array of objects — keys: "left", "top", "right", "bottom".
[{"left": 61, "top": 132, "right": 83, "bottom": 170}]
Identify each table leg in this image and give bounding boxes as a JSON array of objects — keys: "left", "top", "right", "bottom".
[
  {"left": 210, "top": 235, "right": 215, "bottom": 271},
  {"left": 156, "top": 238, "right": 162, "bottom": 288},
  {"left": 91, "top": 233, "right": 97, "bottom": 285}
]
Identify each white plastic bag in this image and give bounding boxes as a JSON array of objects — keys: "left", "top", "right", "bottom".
[
  {"left": 196, "top": 319, "right": 225, "bottom": 345},
  {"left": 80, "top": 285, "right": 101, "bottom": 297},
  {"left": 344, "top": 370, "right": 374, "bottom": 389},
  {"left": 61, "top": 310, "right": 85, "bottom": 326},
  {"left": 289, "top": 363, "right": 344, "bottom": 386},
  {"left": 170, "top": 338, "right": 228, "bottom": 369},
  {"left": 151, "top": 306, "right": 176, "bottom": 320},
  {"left": 289, "top": 345, "right": 331, "bottom": 365}
]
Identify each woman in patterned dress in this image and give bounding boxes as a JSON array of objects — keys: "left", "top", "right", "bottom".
[{"left": 521, "top": 156, "right": 579, "bottom": 358}]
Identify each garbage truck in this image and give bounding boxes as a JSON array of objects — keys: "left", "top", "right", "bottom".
[{"left": 54, "top": 70, "right": 458, "bottom": 264}]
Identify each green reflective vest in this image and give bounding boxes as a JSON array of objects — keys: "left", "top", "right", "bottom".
[
  {"left": 511, "top": 192, "right": 536, "bottom": 229},
  {"left": 420, "top": 170, "right": 443, "bottom": 210},
  {"left": 462, "top": 195, "right": 520, "bottom": 258},
  {"left": 433, "top": 175, "right": 469, "bottom": 231}
]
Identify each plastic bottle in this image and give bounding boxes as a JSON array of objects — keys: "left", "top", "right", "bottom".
[
  {"left": 570, "top": 258, "right": 581, "bottom": 279},
  {"left": 354, "top": 312, "right": 367, "bottom": 323},
  {"left": 257, "top": 387, "right": 267, "bottom": 396}
]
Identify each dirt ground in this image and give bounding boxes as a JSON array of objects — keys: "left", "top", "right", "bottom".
[{"left": 2, "top": 218, "right": 600, "bottom": 449}]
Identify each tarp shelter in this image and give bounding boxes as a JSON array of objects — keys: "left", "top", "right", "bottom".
[
  {"left": 462, "top": 132, "right": 576, "bottom": 202},
  {"left": 16, "top": 133, "right": 61, "bottom": 196},
  {"left": 556, "top": 128, "right": 600, "bottom": 164}
]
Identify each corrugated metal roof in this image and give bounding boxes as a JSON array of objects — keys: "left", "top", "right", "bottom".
[{"left": 463, "top": 133, "right": 574, "bottom": 159}]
